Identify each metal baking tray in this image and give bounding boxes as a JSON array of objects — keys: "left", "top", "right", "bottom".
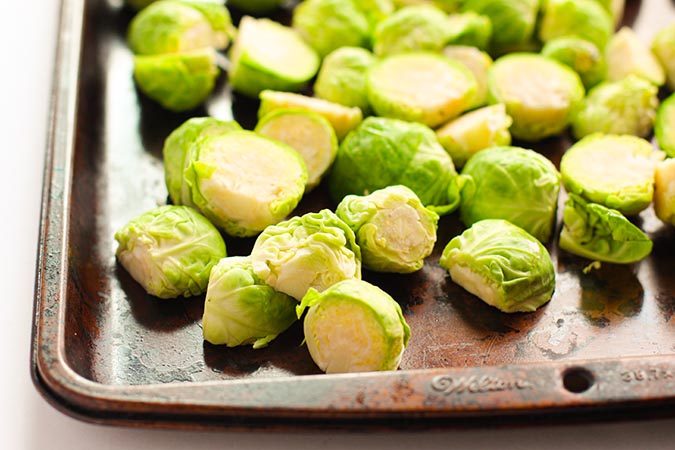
[{"left": 32, "top": 0, "right": 675, "bottom": 429}]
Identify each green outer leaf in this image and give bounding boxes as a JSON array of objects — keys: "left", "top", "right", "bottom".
[
  {"left": 314, "top": 47, "right": 375, "bottom": 112},
  {"left": 373, "top": 5, "right": 449, "bottom": 57},
  {"left": 178, "top": 0, "right": 236, "bottom": 44},
  {"left": 461, "top": 0, "right": 539, "bottom": 49},
  {"left": 541, "top": 37, "right": 606, "bottom": 89},
  {"left": 656, "top": 94, "right": 675, "bottom": 158},
  {"left": 539, "top": 0, "right": 613, "bottom": 50}
]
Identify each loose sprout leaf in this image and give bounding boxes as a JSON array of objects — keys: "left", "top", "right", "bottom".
[
  {"left": 654, "top": 159, "right": 675, "bottom": 226},
  {"left": 656, "top": 94, "right": 675, "bottom": 158}
]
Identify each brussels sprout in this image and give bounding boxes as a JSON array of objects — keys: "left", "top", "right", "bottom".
[
  {"left": 440, "top": 219, "right": 555, "bottom": 313},
  {"left": 560, "top": 134, "right": 664, "bottom": 215},
  {"left": 572, "top": 75, "right": 659, "bottom": 139},
  {"left": 258, "top": 90, "right": 363, "bottom": 140},
  {"left": 541, "top": 37, "right": 606, "bottom": 89},
  {"left": 367, "top": 53, "right": 477, "bottom": 128},
  {"left": 539, "top": 0, "right": 612, "bottom": 50},
  {"left": 652, "top": 23, "right": 675, "bottom": 91},
  {"left": 292, "top": 0, "right": 369, "bottom": 58},
  {"left": 202, "top": 257, "right": 297, "bottom": 348},
  {"left": 656, "top": 94, "right": 675, "bottom": 158},
  {"left": 183, "top": 130, "right": 307, "bottom": 237},
  {"left": 251, "top": 210, "right": 361, "bottom": 300},
  {"left": 654, "top": 159, "right": 675, "bottom": 226},
  {"left": 255, "top": 109, "right": 338, "bottom": 190},
  {"left": 133, "top": 49, "right": 219, "bottom": 112},
  {"left": 227, "top": 0, "right": 283, "bottom": 15},
  {"left": 461, "top": 0, "right": 539, "bottom": 49},
  {"left": 336, "top": 186, "right": 439, "bottom": 273},
  {"left": 329, "top": 117, "right": 461, "bottom": 215},
  {"left": 372, "top": 6, "right": 449, "bottom": 57},
  {"left": 559, "top": 194, "right": 653, "bottom": 264},
  {"left": 297, "top": 279, "right": 410, "bottom": 373},
  {"left": 443, "top": 46, "right": 493, "bottom": 108},
  {"left": 115, "top": 205, "right": 226, "bottom": 299},
  {"left": 436, "top": 104, "right": 512, "bottom": 168},
  {"left": 393, "top": 0, "right": 459, "bottom": 12},
  {"left": 606, "top": 27, "right": 666, "bottom": 87},
  {"left": 458, "top": 146, "right": 561, "bottom": 242},
  {"left": 228, "top": 17, "right": 320, "bottom": 98},
  {"left": 356, "top": 0, "right": 395, "bottom": 30},
  {"left": 314, "top": 47, "right": 375, "bottom": 112},
  {"left": 163, "top": 117, "right": 241, "bottom": 206},
  {"left": 445, "top": 13, "right": 492, "bottom": 51},
  {"left": 488, "top": 53, "right": 584, "bottom": 141}
]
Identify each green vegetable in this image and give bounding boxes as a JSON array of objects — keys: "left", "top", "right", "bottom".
[
  {"left": 251, "top": 210, "right": 362, "bottom": 300},
  {"left": 443, "top": 45, "right": 493, "bottom": 108},
  {"left": 115, "top": 205, "right": 226, "bottom": 299},
  {"left": 572, "top": 75, "right": 659, "bottom": 139},
  {"left": 458, "top": 146, "right": 561, "bottom": 242},
  {"left": 393, "top": 0, "right": 459, "bottom": 12},
  {"left": 227, "top": 0, "right": 283, "bottom": 14},
  {"left": 297, "top": 279, "right": 410, "bottom": 373},
  {"left": 559, "top": 194, "right": 653, "bottom": 264},
  {"left": 336, "top": 186, "right": 439, "bottom": 273},
  {"left": 461, "top": 0, "right": 539, "bottom": 50},
  {"left": 654, "top": 159, "right": 675, "bottom": 226},
  {"left": 329, "top": 117, "right": 461, "bottom": 215},
  {"left": 367, "top": 53, "right": 477, "bottom": 128},
  {"left": 202, "top": 257, "right": 297, "bottom": 348},
  {"left": 656, "top": 94, "right": 675, "bottom": 158},
  {"left": 314, "top": 47, "right": 375, "bottom": 112},
  {"left": 606, "top": 27, "right": 666, "bottom": 86},
  {"left": 373, "top": 5, "right": 450, "bottom": 57},
  {"left": 488, "top": 53, "right": 584, "bottom": 141},
  {"left": 439, "top": 219, "right": 555, "bottom": 313},
  {"left": 652, "top": 23, "right": 675, "bottom": 91},
  {"left": 445, "top": 12, "right": 493, "bottom": 51},
  {"left": 539, "top": 0, "right": 613, "bottom": 50},
  {"left": 590, "top": 0, "right": 624, "bottom": 25},
  {"left": 356, "top": 0, "right": 395, "bottom": 31},
  {"left": 541, "top": 37, "right": 606, "bottom": 89}
]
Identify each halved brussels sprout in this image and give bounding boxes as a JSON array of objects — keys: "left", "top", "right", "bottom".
[
  {"left": 488, "top": 53, "right": 584, "bottom": 141},
  {"left": 372, "top": 5, "right": 449, "bottom": 56},
  {"left": 202, "top": 257, "right": 297, "bottom": 348},
  {"left": 539, "top": 0, "right": 613, "bottom": 50},
  {"left": 443, "top": 46, "right": 493, "bottom": 108},
  {"left": 654, "top": 159, "right": 675, "bottom": 226},
  {"left": 559, "top": 194, "right": 653, "bottom": 264},
  {"left": 133, "top": 49, "right": 219, "bottom": 112},
  {"left": 436, "top": 104, "right": 512, "bottom": 168},
  {"left": 292, "top": 0, "right": 369, "bottom": 57},
  {"left": 227, "top": 0, "right": 283, "bottom": 14},
  {"left": 258, "top": 90, "right": 363, "bottom": 140},
  {"left": 314, "top": 47, "right": 375, "bottom": 112},
  {"left": 461, "top": 0, "right": 539, "bottom": 49},
  {"left": 656, "top": 94, "right": 675, "bottom": 158},
  {"left": 572, "top": 75, "right": 659, "bottom": 139},
  {"left": 652, "top": 23, "right": 675, "bottom": 91},
  {"left": 183, "top": 130, "right": 307, "bottom": 237},
  {"left": 336, "top": 186, "right": 439, "bottom": 273},
  {"left": 541, "top": 37, "right": 606, "bottom": 89},
  {"left": 458, "top": 146, "right": 561, "bottom": 242},
  {"left": 367, "top": 53, "right": 477, "bottom": 127},
  {"left": 356, "top": 0, "right": 395, "bottom": 31},
  {"left": 329, "top": 117, "right": 461, "bottom": 215},
  {"left": 115, "top": 205, "right": 227, "bottom": 299},
  {"left": 255, "top": 109, "right": 338, "bottom": 190},
  {"left": 251, "top": 209, "right": 361, "bottom": 300},
  {"left": 606, "top": 27, "right": 666, "bottom": 87},
  {"left": 446, "top": 12, "right": 492, "bottom": 51},
  {"left": 228, "top": 17, "right": 320, "bottom": 97},
  {"left": 440, "top": 219, "right": 555, "bottom": 313},
  {"left": 560, "top": 134, "right": 664, "bottom": 215},
  {"left": 297, "top": 279, "right": 410, "bottom": 373}
]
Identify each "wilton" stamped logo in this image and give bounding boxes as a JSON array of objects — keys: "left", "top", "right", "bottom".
[{"left": 430, "top": 375, "right": 534, "bottom": 395}]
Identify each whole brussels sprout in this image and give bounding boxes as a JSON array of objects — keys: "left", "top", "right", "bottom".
[
  {"left": 251, "top": 210, "right": 362, "bottom": 301},
  {"left": 440, "top": 219, "right": 556, "bottom": 313},
  {"left": 539, "top": 0, "right": 613, "bottom": 50},
  {"left": 227, "top": 0, "right": 283, "bottom": 14},
  {"left": 458, "top": 146, "right": 561, "bottom": 242},
  {"left": 561, "top": 134, "right": 664, "bottom": 215},
  {"left": 656, "top": 94, "right": 675, "bottom": 158},
  {"left": 372, "top": 5, "right": 450, "bottom": 57},
  {"left": 202, "top": 257, "right": 297, "bottom": 348},
  {"left": 559, "top": 194, "right": 653, "bottom": 264},
  {"left": 541, "top": 37, "right": 606, "bottom": 89},
  {"left": 336, "top": 186, "right": 439, "bottom": 273},
  {"left": 654, "top": 159, "right": 675, "bottom": 226},
  {"left": 488, "top": 53, "right": 584, "bottom": 141},
  {"left": 115, "top": 205, "right": 227, "bottom": 299},
  {"left": 572, "top": 75, "right": 658, "bottom": 139},
  {"left": 652, "top": 23, "right": 675, "bottom": 91},
  {"left": 443, "top": 45, "right": 493, "bottom": 108},
  {"left": 328, "top": 117, "right": 461, "bottom": 215},
  {"left": 461, "top": 0, "right": 539, "bottom": 50},
  {"left": 297, "top": 279, "right": 410, "bottom": 373},
  {"left": 367, "top": 53, "right": 477, "bottom": 128},
  {"left": 292, "top": 0, "right": 370, "bottom": 58},
  {"left": 314, "top": 47, "right": 375, "bottom": 112},
  {"left": 445, "top": 12, "right": 492, "bottom": 51},
  {"left": 606, "top": 27, "right": 666, "bottom": 87}
]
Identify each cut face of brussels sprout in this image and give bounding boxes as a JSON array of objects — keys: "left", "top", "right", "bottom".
[
  {"left": 459, "top": 146, "right": 561, "bottom": 242},
  {"left": 445, "top": 12, "right": 492, "bottom": 50},
  {"left": 560, "top": 134, "right": 664, "bottom": 215},
  {"left": 255, "top": 109, "right": 338, "bottom": 190},
  {"left": 367, "top": 53, "right": 477, "bottom": 128},
  {"left": 461, "top": 0, "right": 539, "bottom": 49},
  {"left": 541, "top": 37, "right": 606, "bottom": 89},
  {"left": 539, "top": 0, "right": 613, "bottom": 50},
  {"left": 606, "top": 27, "right": 666, "bottom": 87},
  {"left": 227, "top": 0, "right": 283, "bottom": 14},
  {"left": 656, "top": 94, "right": 675, "bottom": 158},
  {"left": 297, "top": 279, "right": 410, "bottom": 373},
  {"left": 202, "top": 257, "right": 297, "bottom": 348},
  {"left": 488, "top": 53, "right": 584, "bottom": 141},
  {"left": 436, "top": 104, "right": 512, "bottom": 168},
  {"left": 654, "top": 159, "right": 675, "bottom": 226},
  {"left": 373, "top": 5, "right": 450, "bottom": 57},
  {"left": 572, "top": 76, "right": 658, "bottom": 139},
  {"left": 115, "top": 205, "right": 227, "bottom": 299},
  {"left": 177, "top": 0, "right": 236, "bottom": 49},
  {"left": 443, "top": 46, "right": 493, "bottom": 108},
  {"left": 314, "top": 47, "right": 375, "bottom": 113},
  {"left": 184, "top": 130, "right": 307, "bottom": 237},
  {"left": 251, "top": 210, "right": 361, "bottom": 301},
  {"left": 133, "top": 49, "right": 219, "bottom": 112},
  {"left": 329, "top": 117, "right": 461, "bottom": 215},
  {"left": 559, "top": 194, "right": 653, "bottom": 264},
  {"left": 652, "top": 24, "right": 675, "bottom": 91},
  {"left": 336, "top": 186, "right": 439, "bottom": 273},
  {"left": 258, "top": 90, "right": 362, "bottom": 140},
  {"left": 228, "top": 17, "right": 320, "bottom": 98},
  {"left": 440, "top": 219, "right": 556, "bottom": 313}
]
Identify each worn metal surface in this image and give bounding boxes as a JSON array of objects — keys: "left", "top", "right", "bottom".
[{"left": 32, "top": 0, "right": 675, "bottom": 428}]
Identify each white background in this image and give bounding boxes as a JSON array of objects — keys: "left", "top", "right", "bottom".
[{"left": 1, "top": 1, "right": 673, "bottom": 448}]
